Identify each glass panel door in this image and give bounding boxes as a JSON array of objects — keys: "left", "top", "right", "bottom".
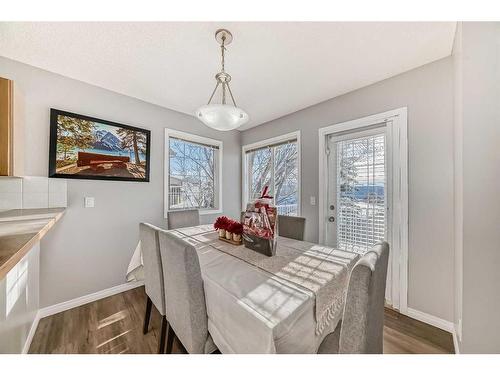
[{"left": 326, "top": 127, "right": 388, "bottom": 254}]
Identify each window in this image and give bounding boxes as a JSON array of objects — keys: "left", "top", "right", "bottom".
[
  {"left": 242, "top": 132, "right": 300, "bottom": 216},
  {"left": 165, "top": 129, "right": 222, "bottom": 216}
]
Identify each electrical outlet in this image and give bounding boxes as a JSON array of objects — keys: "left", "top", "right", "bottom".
[
  {"left": 310, "top": 196, "right": 316, "bottom": 206},
  {"left": 84, "top": 197, "right": 95, "bottom": 208}
]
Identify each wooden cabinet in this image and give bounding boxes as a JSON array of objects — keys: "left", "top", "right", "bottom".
[{"left": 0, "top": 77, "right": 14, "bottom": 176}]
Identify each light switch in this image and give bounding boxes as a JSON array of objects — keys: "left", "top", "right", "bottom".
[
  {"left": 84, "top": 197, "right": 95, "bottom": 208},
  {"left": 310, "top": 196, "right": 316, "bottom": 206}
]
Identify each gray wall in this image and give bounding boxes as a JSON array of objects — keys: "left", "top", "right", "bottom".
[
  {"left": 460, "top": 22, "right": 500, "bottom": 353},
  {"left": 5, "top": 25, "right": 500, "bottom": 352},
  {"left": 452, "top": 22, "right": 464, "bottom": 349},
  {"left": 0, "top": 56, "right": 241, "bottom": 308},
  {"left": 0, "top": 52, "right": 459, "bottom": 327},
  {"left": 241, "top": 57, "right": 455, "bottom": 322}
]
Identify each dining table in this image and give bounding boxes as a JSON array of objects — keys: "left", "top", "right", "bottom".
[{"left": 126, "top": 224, "right": 359, "bottom": 354}]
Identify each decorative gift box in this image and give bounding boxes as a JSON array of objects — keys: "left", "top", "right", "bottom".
[{"left": 241, "top": 186, "right": 278, "bottom": 257}]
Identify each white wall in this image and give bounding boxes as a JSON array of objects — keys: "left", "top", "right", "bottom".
[
  {"left": 459, "top": 22, "right": 500, "bottom": 354},
  {"left": 452, "top": 22, "right": 464, "bottom": 348},
  {"left": 241, "top": 57, "right": 455, "bottom": 323},
  {"left": 0, "top": 56, "right": 241, "bottom": 308}
]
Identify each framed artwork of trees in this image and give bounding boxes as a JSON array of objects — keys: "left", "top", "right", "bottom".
[{"left": 48, "top": 109, "right": 151, "bottom": 182}]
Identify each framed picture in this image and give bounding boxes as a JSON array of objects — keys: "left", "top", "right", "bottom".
[{"left": 48, "top": 109, "right": 151, "bottom": 182}]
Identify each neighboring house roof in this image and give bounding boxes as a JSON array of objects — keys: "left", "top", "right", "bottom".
[{"left": 169, "top": 176, "right": 182, "bottom": 186}]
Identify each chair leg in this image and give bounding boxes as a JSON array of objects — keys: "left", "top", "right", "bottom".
[
  {"left": 165, "top": 324, "right": 175, "bottom": 354},
  {"left": 158, "top": 316, "right": 168, "bottom": 354},
  {"left": 176, "top": 336, "right": 188, "bottom": 354},
  {"left": 143, "top": 296, "right": 152, "bottom": 335}
]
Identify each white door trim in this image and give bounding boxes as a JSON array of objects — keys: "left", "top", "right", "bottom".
[{"left": 318, "top": 107, "right": 408, "bottom": 313}]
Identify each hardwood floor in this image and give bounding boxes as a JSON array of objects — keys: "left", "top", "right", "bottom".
[
  {"left": 29, "top": 286, "right": 454, "bottom": 354},
  {"left": 383, "top": 308, "right": 454, "bottom": 354}
]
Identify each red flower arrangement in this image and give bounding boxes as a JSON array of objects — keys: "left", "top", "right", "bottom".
[
  {"left": 228, "top": 221, "right": 243, "bottom": 235},
  {"left": 214, "top": 216, "right": 231, "bottom": 231},
  {"left": 214, "top": 216, "right": 244, "bottom": 243},
  {"left": 214, "top": 216, "right": 243, "bottom": 233}
]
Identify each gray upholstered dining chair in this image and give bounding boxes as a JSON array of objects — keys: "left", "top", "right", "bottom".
[
  {"left": 157, "top": 229, "right": 218, "bottom": 354},
  {"left": 139, "top": 222, "right": 168, "bottom": 354},
  {"left": 278, "top": 215, "right": 306, "bottom": 241},
  {"left": 318, "top": 242, "right": 389, "bottom": 354},
  {"left": 167, "top": 209, "right": 200, "bottom": 229}
]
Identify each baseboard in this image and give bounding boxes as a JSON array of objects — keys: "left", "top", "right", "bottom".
[
  {"left": 405, "top": 307, "right": 455, "bottom": 333},
  {"left": 22, "top": 311, "right": 41, "bottom": 354},
  {"left": 38, "top": 280, "right": 144, "bottom": 319}
]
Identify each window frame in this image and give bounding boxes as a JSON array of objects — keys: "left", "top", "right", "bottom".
[
  {"left": 241, "top": 131, "right": 301, "bottom": 215},
  {"left": 164, "top": 128, "right": 223, "bottom": 218}
]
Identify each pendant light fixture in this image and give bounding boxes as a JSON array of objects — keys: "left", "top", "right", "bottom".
[{"left": 196, "top": 29, "right": 249, "bottom": 131}]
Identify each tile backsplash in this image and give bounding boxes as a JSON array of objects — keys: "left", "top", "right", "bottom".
[{"left": 0, "top": 176, "right": 67, "bottom": 210}]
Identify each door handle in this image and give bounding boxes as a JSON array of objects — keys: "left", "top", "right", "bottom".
[{"left": 328, "top": 216, "right": 335, "bottom": 222}]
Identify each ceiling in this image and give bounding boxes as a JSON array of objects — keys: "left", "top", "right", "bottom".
[{"left": 0, "top": 22, "right": 456, "bottom": 130}]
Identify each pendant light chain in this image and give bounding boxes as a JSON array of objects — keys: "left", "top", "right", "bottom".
[
  {"left": 205, "top": 32, "right": 238, "bottom": 107},
  {"left": 221, "top": 36, "right": 227, "bottom": 104},
  {"left": 221, "top": 36, "right": 226, "bottom": 72}
]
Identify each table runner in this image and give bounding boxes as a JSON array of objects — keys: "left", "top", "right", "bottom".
[{"left": 171, "top": 225, "right": 359, "bottom": 335}]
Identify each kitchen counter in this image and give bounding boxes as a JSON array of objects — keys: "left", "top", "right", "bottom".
[{"left": 0, "top": 208, "right": 65, "bottom": 280}]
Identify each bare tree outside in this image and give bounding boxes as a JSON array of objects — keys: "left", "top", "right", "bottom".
[
  {"left": 169, "top": 138, "right": 216, "bottom": 210},
  {"left": 247, "top": 141, "right": 299, "bottom": 216},
  {"left": 274, "top": 143, "right": 298, "bottom": 209},
  {"left": 249, "top": 148, "right": 272, "bottom": 200}
]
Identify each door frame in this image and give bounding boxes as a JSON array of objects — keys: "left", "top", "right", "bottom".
[{"left": 318, "top": 107, "right": 408, "bottom": 313}]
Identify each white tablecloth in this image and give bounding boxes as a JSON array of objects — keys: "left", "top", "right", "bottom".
[
  {"left": 126, "top": 241, "right": 144, "bottom": 282},
  {"left": 126, "top": 225, "right": 358, "bottom": 353}
]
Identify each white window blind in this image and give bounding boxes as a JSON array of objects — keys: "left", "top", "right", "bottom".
[{"left": 336, "top": 133, "right": 386, "bottom": 253}]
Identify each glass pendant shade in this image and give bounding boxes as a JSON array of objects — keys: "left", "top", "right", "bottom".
[{"left": 196, "top": 104, "right": 249, "bottom": 131}]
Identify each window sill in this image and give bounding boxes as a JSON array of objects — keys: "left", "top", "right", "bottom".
[
  {"left": 165, "top": 208, "right": 222, "bottom": 216},
  {"left": 199, "top": 209, "right": 223, "bottom": 216}
]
